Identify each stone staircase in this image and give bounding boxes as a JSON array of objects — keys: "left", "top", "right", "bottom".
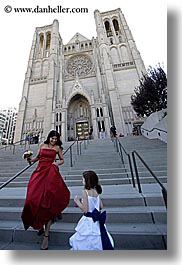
[{"left": 0, "top": 136, "right": 167, "bottom": 250}]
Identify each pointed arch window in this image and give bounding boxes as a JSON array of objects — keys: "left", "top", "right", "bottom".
[
  {"left": 37, "top": 33, "right": 44, "bottom": 58},
  {"left": 96, "top": 108, "right": 100, "bottom": 117},
  {"left": 112, "top": 19, "right": 120, "bottom": 35},
  {"left": 46, "top": 32, "right": 51, "bottom": 49},
  {"left": 101, "top": 121, "right": 105, "bottom": 131},
  {"left": 104, "top": 21, "right": 112, "bottom": 37},
  {"left": 45, "top": 32, "right": 51, "bottom": 57},
  {"left": 39, "top": 34, "right": 44, "bottom": 48},
  {"left": 100, "top": 108, "right": 103, "bottom": 117},
  {"left": 98, "top": 121, "right": 101, "bottom": 132}
]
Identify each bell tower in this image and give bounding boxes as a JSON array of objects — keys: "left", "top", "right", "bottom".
[
  {"left": 14, "top": 19, "right": 63, "bottom": 142},
  {"left": 94, "top": 8, "right": 146, "bottom": 135}
]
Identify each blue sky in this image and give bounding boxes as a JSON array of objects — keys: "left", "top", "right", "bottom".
[{"left": 0, "top": 0, "right": 169, "bottom": 109}]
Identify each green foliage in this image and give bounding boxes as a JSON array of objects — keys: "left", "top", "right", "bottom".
[{"left": 131, "top": 65, "right": 167, "bottom": 117}]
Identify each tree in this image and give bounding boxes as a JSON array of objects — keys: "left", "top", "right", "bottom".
[{"left": 131, "top": 65, "right": 167, "bottom": 117}]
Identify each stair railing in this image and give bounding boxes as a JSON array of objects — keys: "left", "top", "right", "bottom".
[
  {"left": 132, "top": 150, "right": 167, "bottom": 208},
  {"left": 0, "top": 139, "right": 89, "bottom": 190},
  {"left": 141, "top": 127, "right": 167, "bottom": 143},
  {"left": 141, "top": 127, "right": 167, "bottom": 134},
  {"left": 0, "top": 136, "right": 46, "bottom": 154},
  {"left": 0, "top": 163, "right": 33, "bottom": 190},
  {"left": 0, "top": 139, "right": 26, "bottom": 153},
  {"left": 112, "top": 137, "right": 135, "bottom": 187}
]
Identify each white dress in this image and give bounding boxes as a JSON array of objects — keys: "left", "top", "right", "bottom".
[{"left": 69, "top": 192, "right": 114, "bottom": 250}]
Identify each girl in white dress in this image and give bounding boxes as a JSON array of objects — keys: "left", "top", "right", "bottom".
[{"left": 69, "top": 170, "right": 114, "bottom": 250}]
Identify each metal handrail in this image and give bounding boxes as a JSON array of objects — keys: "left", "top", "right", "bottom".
[
  {"left": 0, "top": 139, "right": 89, "bottom": 190},
  {"left": 141, "top": 127, "right": 167, "bottom": 133},
  {"left": 0, "top": 136, "right": 46, "bottom": 153},
  {"left": 0, "top": 163, "right": 35, "bottom": 190},
  {"left": 0, "top": 139, "right": 25, "bottom": 151},
  {"left": 112, "top": 137, "right": 135, "bottom": 187},
  {"left": 132, "top": 150, "right": 167, "bottom": 208}
]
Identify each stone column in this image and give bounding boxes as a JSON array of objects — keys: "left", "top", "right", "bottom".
[{"left": 61, "top": 109, "right": 67, "bottom": 142}]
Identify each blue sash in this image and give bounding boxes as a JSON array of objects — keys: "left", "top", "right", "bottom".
[{"left": 84, "top": 208, "right": 114, "bottom": 250}]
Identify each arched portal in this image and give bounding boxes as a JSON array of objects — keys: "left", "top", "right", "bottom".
[{"left": 67, "top": 94, "right": 91, "bottom": 140}]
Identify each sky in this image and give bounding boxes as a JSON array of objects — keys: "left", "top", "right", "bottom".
[{"left": 0, "top": 0, "right": 168, "bottom": 110}]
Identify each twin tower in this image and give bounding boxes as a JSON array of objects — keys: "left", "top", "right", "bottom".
[{"left": 14, "top": 8, "right": 146, "bottom": 142}]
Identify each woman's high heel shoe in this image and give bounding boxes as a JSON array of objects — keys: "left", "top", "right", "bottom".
[{"left": 40, "top": 235, "right": 49, "bottom": 250}]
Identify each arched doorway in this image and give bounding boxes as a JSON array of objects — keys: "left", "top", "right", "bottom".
[{"left": 67, "top": 94, "right": 91, "bottom": 141}]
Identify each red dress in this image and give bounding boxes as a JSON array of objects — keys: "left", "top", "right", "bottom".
[{"left": 21, "top": 148, "right": 70, "bottom": 230}]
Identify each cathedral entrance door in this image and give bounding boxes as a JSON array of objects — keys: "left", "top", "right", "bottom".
[
  {"left": 67, "top": 94, "right": 91, "bottom": 141},
  {"left": 76, "top": 121, "right": 89, "bottom": 140}
]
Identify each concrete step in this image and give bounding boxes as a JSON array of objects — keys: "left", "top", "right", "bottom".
[
  {"left": 0, "top": 193, "right": 166, "bottom": 208},
  {"left": 0, "top": 170, "right": 130, "bottom": 179},
  {"left": 0, "top": 184, "right": 167, "bottom": 205},
  {"left": 0, "top": 178, "right": 131, "bottom": 187},
  {"left": 0, "top": 173, "right": 167, "bottom": 183},
  {"left": 0, "top": 176, "right": 167, "bottom": 188},
  {"left": 0, "top": 241, "right": 70, "bottom": 250},
  {"left": 0, "top": 205, "right": 167, "bottom": 223},
  {"left": 0, "top": 220, "right": 167, "bottom": 250},
  {"left": 0, "top": 137, "right": 167, "bottom": 250}
]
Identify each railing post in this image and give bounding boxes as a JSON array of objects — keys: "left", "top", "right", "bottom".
[
  {"left": 13, "top": 144, "right": 15, "bottom": 154},
  {"left": 119, "top": 144, "right": 124, "bottom": 164},
  {"left": 70, "top": 145, "right": 73, "bottom": 167},
  {"left": 128, "top": 154, "right": 135, "bottom": 188},
  {"left": 77, "top": 140, "right": 79, "bottom": 155},
  {"left": 79, "top": 142, "right": 82, "bottom": 155},
  {"left": 162, "top": 187, "right": 167, "bottom": 208},
  {"left": 132, "top": 152, "right": 142, "bottom": 193},
  {"left": 84, "top": 139, "right": 86, "bottom": 149},
  {"left": 115, "top": 138, "right": 119, "bottom": 152}
]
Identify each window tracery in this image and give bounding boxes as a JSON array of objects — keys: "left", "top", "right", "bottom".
[{"left": 66, "top": 55, "right": 93, "bottom": 77}]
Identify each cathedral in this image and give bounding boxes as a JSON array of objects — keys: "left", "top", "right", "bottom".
[{"left": 14, "top": 8, "right": 146, "bottom": 143}]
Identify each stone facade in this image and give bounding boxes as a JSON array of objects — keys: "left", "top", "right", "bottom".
[{"left": 14, "top": 8, "right": 146, "bottom": 142}]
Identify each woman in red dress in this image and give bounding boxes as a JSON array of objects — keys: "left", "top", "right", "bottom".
[{"left": 21, "top": 130, "right": 70, "bottom": 250}]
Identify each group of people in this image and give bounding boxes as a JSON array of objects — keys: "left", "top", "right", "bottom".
[
  {"left": 25, "top": 133, "right": 39, "bottom": 144},
  {"left": 21, "top": 130, "right": 114, "bottom": 250}
]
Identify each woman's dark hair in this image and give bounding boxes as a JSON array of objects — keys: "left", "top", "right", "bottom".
[
  {"left": 83, "top": 170, "right": 102, "bottom": 194},
  {"left": 44, "top": 130, "right": 63, "bottom": 149}
]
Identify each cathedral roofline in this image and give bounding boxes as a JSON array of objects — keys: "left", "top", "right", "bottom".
[
  {"left": 36, "top": 24, "right": 53, "bottom": 31},
  {"left": 100, "top": 8, "right": 121, "bottom": 15},
  {"left": 67, "top": 32, "right": 91, "bottom": 44},
  {"left": 36, "top": 19, "right": 59, "bottom": 31}
]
